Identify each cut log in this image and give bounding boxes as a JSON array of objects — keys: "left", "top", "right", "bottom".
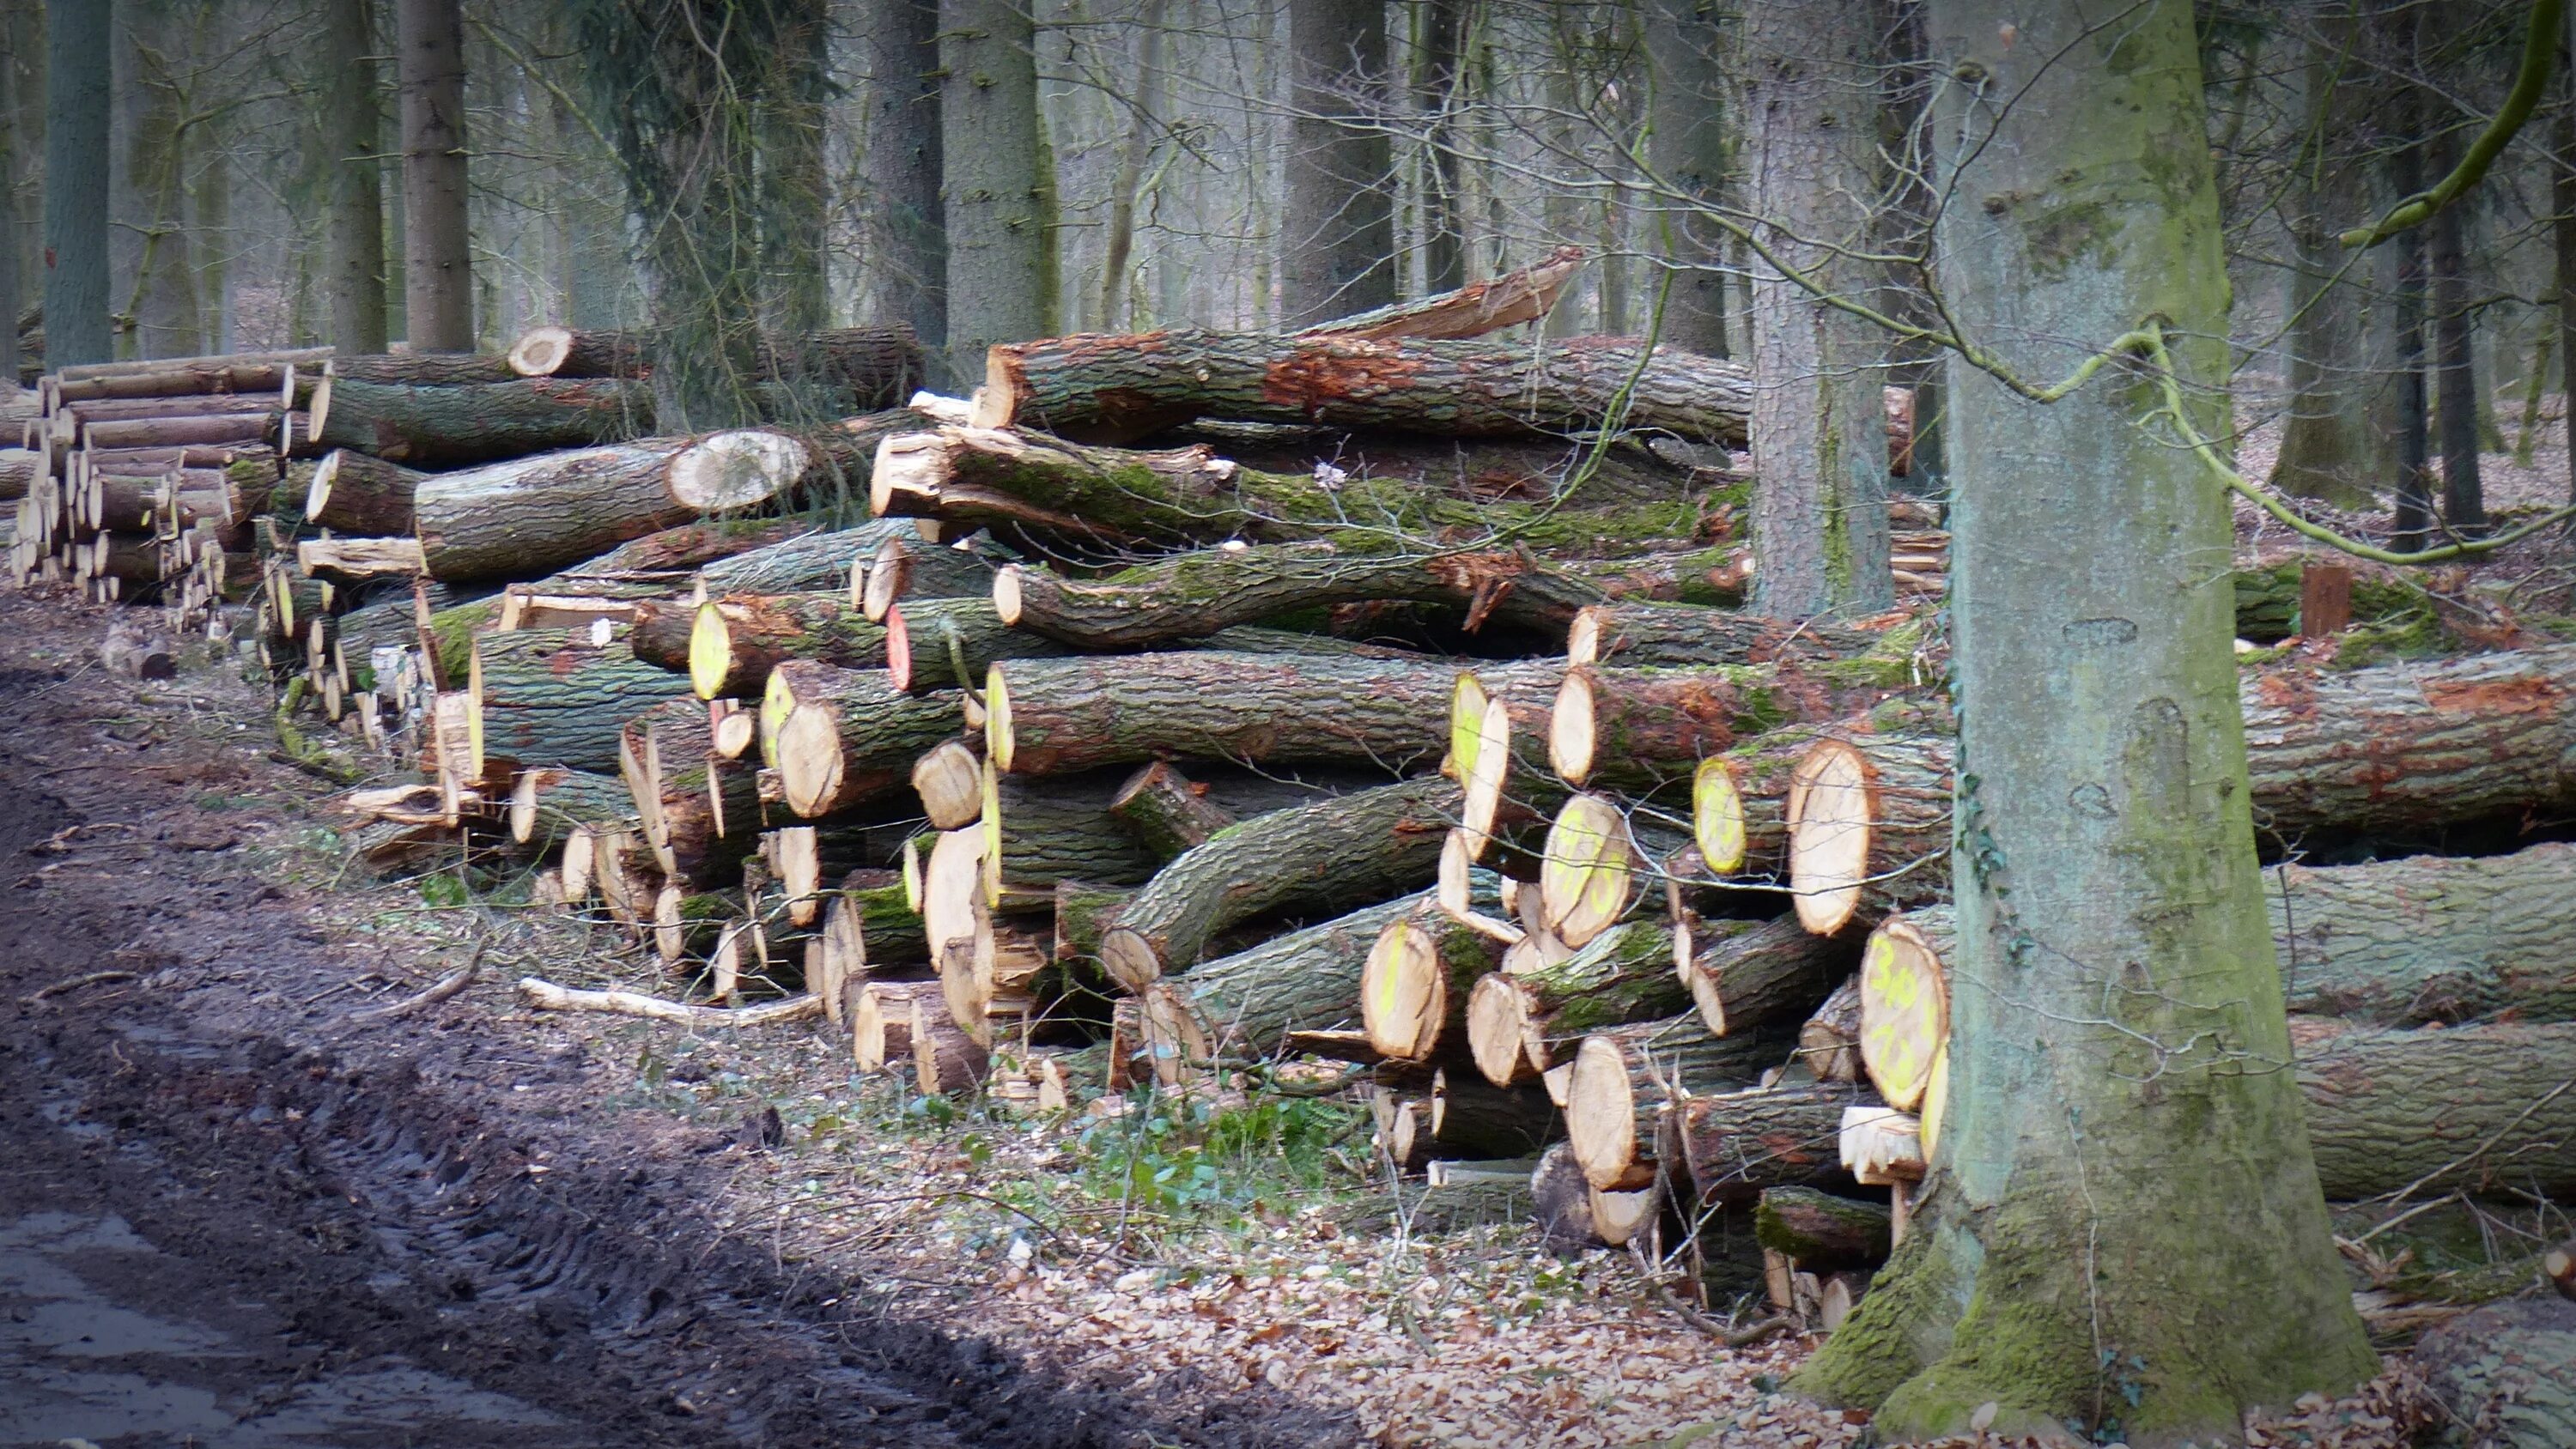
[
  {"left": 912, "top": 739, "right": 986, "bottom": 830},
  {"left": 857, "top": 528, "right": 998, "bottom": 621},
  {"left": 1096, "top": 778, "right": 1461, "bottom": 989},
  {"left": 1534, "top": 793, "right": 1671, "bottom": 949},
  {"left": 1464, "top": 919, "right": 1687, "bottom": 1087},
  {"left": 1136, "top": 888, "right": 1456, "bottom": 1060},
  {"left": 1303, "top": 246, "right": 1588, "bottom": 341},
  {"left": 1566, "top": 1015, "right": 1795, "bottom": 1188},
  {"left": 82, "top": 412, "right": 279, "bottom": 450},
  {"left": 2300, "top": 1016, "right": 2576, "bottom": 1198},
  {"left": 1856, "top": 912, "right": 1949, "bottom": 1113},
  {"left": 2413, "top": 1299, "right": 2576, "bottom": 1448},
  {"left": 1680, "top": 913, "right": 1856, "bottom": 1040},
  {"left": 687, "top": 591, "right": 888, "bottom": 700},
  {"left": 696, "top": 515, "right": 931, "bottom": 595},
  {"left": 2268, "top": 840, "right": 2576, "bottom": 1024},
  {"left": 469, "top": 627, "right": 689, "bottom": 775},
  {"left": 515, "top": 977, "right": 820, "bottom": 1028},
  {"left": 413, "top": 435, "right": 787, "bottom": 585},
  {"left": 303, "top": 449, "right": 424, "bottom": 535},
  {"left": 874, "top": 422, "right": 1724, "bottom": 554},
  {"left": 507, "top": 766, "right": 635, "bottom": 847},
  {"left": 1783, "top": 733, "right": 1950, "bottom": 936},
  {"left": 506, "top": 324, "right": 922, "bottom": 408},
  {"left": 651, "top": 888, "right": 742, "bottom": 967},
  {"left": 819, "top": 869, "right": 929, "bottom": 978},
  {"left": 312, "top": 377, "right": 650, "bottom": 466},
  {"left": 579, "top": 513, "right": 834, "bottom": 578},
  {"left": 296, "top": 536, "right": 427, "bottom": 579},
  {"left": 1358, "top": 901, "right": 1508, "bottom": 1061},
  {"left": 1668, "top": 1081, "right": 1874, "bottom": 1207},
  {"left": 853, "top": 979, "right": 939, "bottom": 1073},
  {"left": 52, "top": 359, "right": 300, "bottom": 402},
  {"left": 1549, "top": 663, "right": 1886, "bottom": 791},
  {"left": 882, "top": 597, "right": 1074, "bottom": 693},
  {"left": 909, "top": 991, "right": 992, "bottom": 1094},
  {"left": 1565, "top": 602, "right": 1888, "bottom": 669},
  {"left": 765, "top": 662, "right": 963, "bottom": 817},
  {"left": 987, "top": 652, "right": 1552, "bottom": 777},
  {"left": 1754, "top": 1186, "right": 1891, "bottom": 1270},
  {"left": 1794, "top": 977, "right": 1864, "bottom": 1082},
  {"left": 1107, "top": 761, "right": 1237, "bottom": 859},
  {"left": 975, "top": 330, "right": 1751, "bottom": 446},
  {"left": 981, "top": 764, "right": 1163, "bottom": 891},
  {"left": 619, "top": 700, "right": 760, "bottom": 888},
  {"left": 1051, "top": 878, "right": 1132, "bottom": 966}
]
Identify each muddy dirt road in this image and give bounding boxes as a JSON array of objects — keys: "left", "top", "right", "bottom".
[{"left": 0, "top": 596, "right": 1352, "bottom": 1449}]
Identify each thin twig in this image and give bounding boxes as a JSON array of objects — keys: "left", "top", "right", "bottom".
[
  {"left": 22, "top": 969, "right": 140, "bottom": 1005},
  {"left": 339, "top": 942, "right": 489, "bottom": 1026}
]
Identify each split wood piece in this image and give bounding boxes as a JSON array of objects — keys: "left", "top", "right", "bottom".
[
  {"left": 515, "top": 976, "right": 821, "bottom": 1028},
  {"left": 619, "top": 700, "right": 759, "bottom": 888},
  {"left": 1428, "top": 1067, "right": 1561, "bottom": 1161},
  {"left": 312, "top": 377, "right": 651, "bottom": 467},
  {"left": 818, "top": 870, "right": 929, "bottom": 983},
  {"left": 412, "top": 435, "right": 780, "bottom": 585},
  {"left": 1371, "top": 1087, "right": 1431, "bottom": 1173},
  {"left": 1360, "top": 900, "right": 1510, "bottom": 1061},
  {"left": 1436, "top": 828, "right": 1523, "bottom": 943},
  {"left": 882, "top": 597, "right": 1072, "bottom": 693},
  {"left": 506, "top": 324, "right": 923, "bottom": 408},
  {"left": 980, "top": 763, "right": 1164, "bottom": 892},
  {"left": 303, "top": 450, "right": 424, "bottom": 535},
  {"left": 1683, "top": 914, "right": 1856, "bottom": 1040},
  {"left": 851, "top": 979, "right": 939, "bottom": 1073},
  {"left": 1303, "top": 245, "right": 1589, "bottom": 342},
  {"left": 1565, "top": 602, "right": 1893, "bottom": 669},
  {"left": 686, "top": 591, "right": 889, "bottom": 700},
  {"left": 913, "top": 739, "right": 985, "bottom": 830},
  {"left": 708, "top": 703, "right": 758, "bottom": 760},
  {"left": 1783, "top": 733, "right": 1951, "bottom": 937},
  {"left": 1668, "top": 1081, "right": 1876, "bottom": 1208},
  {"left": 769, "top": 827, "right": 828, "bottom": 927},
  {"left": 1107, "top": 761, "right": 1237, "bottom": 860},
  {"left": 507, "top": 766, "right": 636, "bottom": 848},
  {"left": 651, "top": 888, "right": 742, "bottom": 968},
  {"left": 1795, "top": 977, "right": 1865, "bottom": 1083},
  {"left": 1839, "top": 1106, "right": 1924, "bottom": 1186},
  {"left": 765, "top": 661, "right": 959, "bottom": 816},
  {"left": 992, "top": 543, "right": 1635, "bottom": 652},
  {"left": 874, "top": 422, "right": 1728, "bottom": 554},
  {"left": 1754, "top": 1186, "right": 1893, "bottom": 1271},
  {"left": 1565, "top": 1015, "right": 1802, "bottom": 1189},
  {"left": 911, "top": 985, "right": 993, "bottom": 1093},
  {"left": 469, "top": 627, "right": 689, "bottom": 774},
  {"left": 950, "top": 906, "right": 1054, "bottom": 1043},
  {"left": 491, "top": 582, "right": 668, "bottom": 634},
  {"left": 1097, "top": 778, "right": 1462, "bottom": 989},
  {"left": 919, "top": 828, "right": 990, "bottom": 1011},
  {"left": 296, "top": 536, "right": 427, "bottom": 580},
  {"left": 1465, "top": 919, "right": 1687, "bottom": 1087},
  {"left": 988, "top": 652, "right": 1555, "bottom": 778},
  {"left": 857, "top": 529, "right": 997, "bottom": 621},
  {"left": 975, "top": 330, "right": 1752, "bottom": 446},
  {"left": 1589, "top": 1182, "right": 1660, "bottom": 1248}
]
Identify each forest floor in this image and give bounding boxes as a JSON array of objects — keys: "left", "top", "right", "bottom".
[{"left": 0, "top": 587, "right": 2445, "bottom": 1449}]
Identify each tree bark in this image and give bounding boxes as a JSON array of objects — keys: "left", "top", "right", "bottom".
[
  {"left": 685, "top": 591, "right": 889, "bottom": 700},
  {"left": 2415, "top": 1299, "right": 2576, "bottom": 1448},
  {"left": 469, "top": 626, "right": 690, "bottom": 774},
  {"left": 1097, "top": 777, "right": 1460, "bottom": 987},
  {"left": 1669, "top": 1080, "right": 1872, "bottom": 1208},
  {"left": 2268, "top": 18, "right": 2383, "bottom": 510},
  {"left": 1464, "top": 919, "right": 1692, "bottom": 1087},
  {"left": 986, "top": 651, "right": 1552, "bottom": 778},
  {"left": 1282, "top": 0, "right": 1395, "bottom": 326},
  {"left": 41, "top": 0, "right": 115, "bottom": 371},
  {"left": 1411, "top": 0, "right": 1468, "bottom": 296},
  {"left": 976, "top": 330, "right": 1751, "bottom": 446},
  {"left": 2295, "top": 1016, "right": 2576, "bottom": 1198},
  {"left": 314, "top": 377, "right": 651, "bottom": 466},
  {"left": 325, "top": 351, "right": 519, "bottom": 384},
  {"left": 1140, "top": 888, "right": 1444, "bottom": 1060},
  {"left": 938, "top": 0, "right": 1050, "bottom": 385},
  {"left": 692, "top": 514, "right": 930, "bottom": 595},
  {"left": 507, "top": 765, "right": 635, "bottom": 849},
  {"left": 2427, "top": 124, "right": 2488, "bottom": 537},
  {"left": 765, "top": 660, "right": 962, "bottom": 817},
  {"left": 1565, "top": 1013, "right": 1798, "bottom": 1188},
  {"left": 502, "top": 324, "right": 921, "bottom": 405},
  {"left": 1742, "top": 0, "right": 1892, "bottom": 620},
  {"left": 396, "top": 0, "right": 472, "bottom": 350},
  {"left": 858, "top": 0, "right": 946, "bottom": 373},
  {"left": 1757, "top": 1186, "right": 1893, "bottom": 1270},
  {"left": 305, "top": 450, "right": 422, "bottom": 536},
  {"left": 1550, "top": 662, "right": 1895, "bottom": 791},
  {"left": 1794, "top": 2, "right": 2379, "bottom": 1428},
  {"left": 880, "top": 596, "right": 1073, "bottom": 692},
  {"left": 1682, "top": 912, "right": 1856, "bottom": 1039},
  {"left": 982, "top": 768, "right": 1163, "bottom": 889},
  {"left": 1564, "top": 602, "right": 1883, "bottom": 669},
  {"left": 321, "top": 0, "right": 391, "bottom": 355},
  {"left": 1641, "top": 0, "right": 1730, "bottom": 357},
  {"left": 619, "top": 699, "right": 759, "bottom": 889},
  {"left": 1357, "top": 899, "right": 1504, "bottom": 1061}
]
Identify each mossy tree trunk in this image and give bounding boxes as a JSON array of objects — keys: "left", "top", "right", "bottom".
[
  {"left": 1741, "top": 0, "right": 1891, "bottom": 620},
  {"left": 1792, "top": 2, "right": 2379, "bottom": 1435}
]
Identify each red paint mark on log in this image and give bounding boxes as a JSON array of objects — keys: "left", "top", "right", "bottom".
[
  {"left": 2421, "top": 676, "right": 2563, "bottom": 716},
  {"left": 1260, "top": 340, "right": 1425, "bottom": 414}
]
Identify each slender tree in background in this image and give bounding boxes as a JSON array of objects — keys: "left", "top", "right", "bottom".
[
  {"left": 758, "top": 4, "right": 830, "bottom": 343},
  {"left": 2560, "top": 0, "right": 2576, "bottom": 513},
  {"left": 2427, "top": 122, "right": 2488, "bottom": 537},
  {"left": 42, "top": 0, "right": 112, "bottom": 368},
  {"left": 121, "top": 0, "right": 202, "bottom": 359},
  {"left": 1282, "top": 0, "right": 1395, "bottom": 325},
  {"left": 322, "top": 0, "right": 391, "bottom": 354},
  {"left": 1097, "top": 0, "right": 1169, "bottom": 331},
  {"left": 860, "top": 0, "right": 945, "bottom": 365},
  {"left": 1793, "top": 0, "right": 2378, "bottom": 1434},
  {"left": 573, "top": 0, "right": 829, "bottom": 429},
  {"left": 2391, "top": 98, "right": 2437, "bottom": 549},
  {"left": 1741, "top": 0, "right": 1889, "bottom": 619},
  {"left": 1641, "top": 0, "right": 1728, "bottom": 356},
  {"left": 2269, "top": 11, "right": 2385, "bottom": 510},
  {"left": 0, "top": 13, "right": 21, "bottom": 384},
  {"left": 398, "top": 0, "right": 472, "bottom": 350},
  {"left": 1413, "top": 0, "right": 1469, "bottom": 294},
  {"left": 939, "top": 0, "right": 1051, "bottom": 385}
]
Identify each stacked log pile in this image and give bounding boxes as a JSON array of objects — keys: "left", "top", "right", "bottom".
[{"left": 18, "top": 255, "right": 2574, "bottom": 1319}]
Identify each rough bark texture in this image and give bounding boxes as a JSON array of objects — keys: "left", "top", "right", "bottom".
[
  {"left": 1566, "top": 1013, "right": 1797, "bottom": 1188},
  {"left": 1097, "top": 778, "right": 1459, "bottom": 985},
  {"left": 1282, "top": 0, "right": 1395, "bottom": 327},
  {"left": 316, "top": 378, "right": 652, "bottom": 466},
  {"left": 397, "top": 0, "right": 473, "bottom": 350},
  {"left": 1795, "top": 3, "right": 2380, "bottom": 1429},
  {"left": 938, "top": 0, "right": 1049, "bottom": 385},
  {"left": 2270, "top": 842, "right": 2576, "bottom": 1025},
  {"left": 2268, "top": 21, "right": 2385, "bottom": 510},
  {"left": 307, "top": 450, "right": 423, "bottom": 536},
  {"left": 621, "top": 700, "right": 759, "bottom": 889},
  {"left": 411, "top": 440, "right": 718, "bottom": 584},
  {"left": 1552, "top": 663, "right": 1893, "bottom": 791},
  {"left": 2414, "top": 1299, "right": 2576, "bottom": 1448},
  {"left": 690, "top": 591, "right": 888, "bottom": 699},
  {"left": 696, "top": 516, "right": 928, "bottom": 595},
  {"left": 880, "top": 423, "right": 1727, "bottom": 554},
  {"left": 988, "top": 651, "right": 1552, "bottom": 778},
  {"left": 1146, "top": 888, "right": 1439, "bottom": 1058},
  {"left": 1641, "top": 0, "right": 1730, "bottom": 357},
  {"left": 1684, "top": 912, "right": 1856, "bottom": 1039},
  {"left": 980, "top": 332, "right": 1751, "bottom": 447},
  {"left": 471, "top": 627, "right": 690, "bottom": 774},
  {"left": 858, "top": 0, "right": 946, "bottom": 373},
  {"left": 43, "top": 0, "right": 113, "bottom": 368},
  {"left": 766, "top": 660, "right": 962, "bottom": 816},
  {"left": 983, "top": 770, "right": 1163, "bottom": 889},
  {"left": 1669, "top": 1080, "right": 1872, "bottom": 1208},
  {"left": 321, "top": 0, "right": 391, "bottom": 354},
  {"left": 1741, "top": 0, "right": 1893, "bottom": 620},
  {"left": 1757, "top": 1186, "right": 1893, "bottom": 1270},
  {"left": 1565, "top": 603, "right": 1883, "bottom": 669},
  {"left": 883, "top": 596, "right": 1072, "bottom": 691},
  {"left": 1471, "top": 919, "right": 1690, "bottom": 1083}
]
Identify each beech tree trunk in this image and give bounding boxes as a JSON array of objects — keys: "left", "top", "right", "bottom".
[
  {"left": 1795, "top": 2, "right": 2379, "bottom": 1428},
  {"left": 397, "top": 0, "right": 472, "bottom": 350},
  {"left": 41, "top": 0, "right": 113, "bottom": 370},
  {"left": 2269, "top": 19, "right": 2383, "bottom": 510},
  {"left": 938, "top": 0, "right": 1050, "bottom": 385},
  {"left": 977, "top": 330, "right": 1751, "bottom": 446},
  {"left": 2427, "top": 124, "right": 2488, "bottom": 537},
  {"left": 1742, "top": 0, "right": 1893, "bottom": 620},
  {"left": 1282, "top": 0, "right": 1395, "bottom": 326}
]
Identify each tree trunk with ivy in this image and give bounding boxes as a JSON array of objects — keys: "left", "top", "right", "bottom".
[
  {"left": 1741, "top": 0, "right": 1891, "bottom": 620},
  {"left": 1791, "top": 2, "right": 2379, "bottom": 1436}
]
